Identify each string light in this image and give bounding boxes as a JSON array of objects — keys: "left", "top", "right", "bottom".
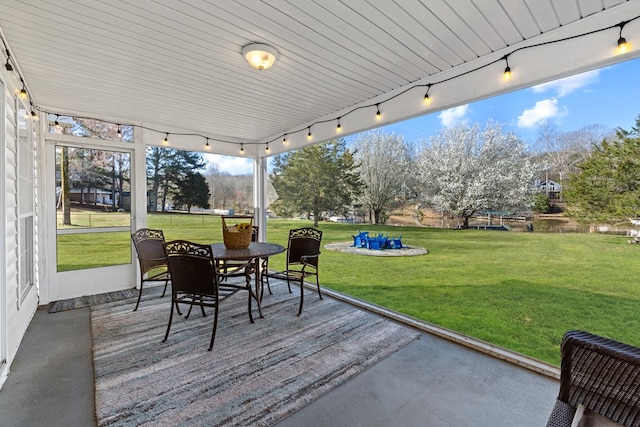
[
  {"left": 423, "top": 84, "right": 432, "bottom": 106},
  {"left": 4, "top": 49, "right": 11, "bottom": 71},
  {"left": 503, "top": 55, "right": 512, "bottom": 81},
  {"left": 265, "top": 143, "right": 270, "bottom": 153},
  {"left": 617, "top": 21, "right": 632, "bottom": 54},
  {"left": 19, "top": 78, "right": 27, "bottom": 100},
  {"left": 4, "top": 13, "right": 637, "bottom": 154},
  {"left": 54, "top": 114, "right": 60, "bottom": 130},
  {"left": 205, "top": 138, "right": 210, "bottom": 149}
]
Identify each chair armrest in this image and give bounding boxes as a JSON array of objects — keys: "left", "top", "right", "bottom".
[
  {"left": 300, "top": 253, "right": 320, "bottom": 265},
  {"left": 547, "top": 330, "right": 640, "bottom": 426}
]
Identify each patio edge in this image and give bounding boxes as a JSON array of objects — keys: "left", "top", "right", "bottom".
[{"left": 312, "top": 284, "right": 561, "bottom": 380}]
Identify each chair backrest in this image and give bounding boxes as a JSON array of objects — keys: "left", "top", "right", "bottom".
[
  {"left": 546, "top": 330, "right": 640, "bottom": 426},
  {"left": 162, "top": 240, "right": 218, "bottom": 295},
  {"left": 131, "top": 228, "right": 168, "bottom": 274},
  {"left": 286, "top": 227, "right": 322, "bottom": 268}
]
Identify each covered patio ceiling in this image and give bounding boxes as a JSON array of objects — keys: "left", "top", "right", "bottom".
[{"left": 1, "top": 1, "right": 639, "bottom": 158}]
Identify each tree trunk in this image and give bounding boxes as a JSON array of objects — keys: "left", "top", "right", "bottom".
[
  {"left": 61, "top": 147, "right": 71, "bottom": 225},
  {"left": 462, "top": 215, "right": 470, "bottom": 229}
]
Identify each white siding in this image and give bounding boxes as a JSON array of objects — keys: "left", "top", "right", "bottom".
[{"left": 1, "top": 72, "right": 39, "bottom": 389}]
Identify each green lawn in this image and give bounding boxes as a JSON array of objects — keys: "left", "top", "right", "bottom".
[{"left": 57, "top": 212, "right": 640, "bottom": 366}]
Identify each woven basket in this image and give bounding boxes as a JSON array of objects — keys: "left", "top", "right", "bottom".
[{"left": 222, "top": 216, "right": 253, "bottom": 249}]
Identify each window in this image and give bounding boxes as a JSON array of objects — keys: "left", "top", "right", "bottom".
[{"left": 17, "top": 103, "right": 35, "bottom": 302}]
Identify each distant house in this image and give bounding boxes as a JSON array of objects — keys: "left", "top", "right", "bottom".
[{"left": 535, "top": 180, "right": 562, "bottom": 199}]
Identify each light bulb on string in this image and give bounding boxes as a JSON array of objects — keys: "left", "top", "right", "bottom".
[
  {"left": 503, "top": 56, "right": 512, "bottom": 81},
  {"left": 54, "top": 115, "right": 60, "bottom": 130},
  {"left": 336, "top": 118, "right": 342, "bottom": 132},
  {"left": 205, "top": 138, "right": 210, "bottom": 149},
  {"left": 307, "top": 127, "right": 312, "bottom": 140},
  {"left": 283, "top": 134, "right": 287, "bottom": 145},
  {"left": 617, "top": 21, "right": 632, "bottom": 55},
  {"left": 117, "top": 125, "right": 122, "bottom": 138},
  {"left": 423, "top": 84, "right": 432, "bottom": 106},
  {"left": 240, "top": 143, "right": 244, "bottom": 154},
  {"left": 265, "top": 143, "right": 270, "bottom": 153},
  {"left": 29, "top": 103, "right": 38, "bottom": 121},
  {"left": 375, "top": 104, "right": 381, "bottom": 120},
  {"left": 163, "top": 133, "right": 169, "bottom": 144}
]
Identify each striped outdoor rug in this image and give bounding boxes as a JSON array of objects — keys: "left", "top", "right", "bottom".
[{"left": 91, "top": 280, "right": 420, "bottom": 426}]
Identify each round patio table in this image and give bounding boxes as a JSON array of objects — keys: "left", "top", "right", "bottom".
[{"left": 211, "top": 242, "right": 285, "bottom": 319}]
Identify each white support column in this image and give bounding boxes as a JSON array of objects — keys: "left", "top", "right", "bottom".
[
  {"left": 132, "top": 126, "right": 147, "bottom": 232},
  {"left": 253, "top": 157, "right": 267, "bottom": 242}
]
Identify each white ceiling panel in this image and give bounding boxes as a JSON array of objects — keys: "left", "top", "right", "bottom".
[{"left": 0, "top": 0, "right": 637, "bottom": 156}]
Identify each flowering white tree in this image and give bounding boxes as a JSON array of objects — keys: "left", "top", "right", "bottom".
[
  {"left": 417, "top": 121, "right": 539, "bottom": 228},
  {"left": 353, "top": 130, "right": 416, "bottom": 224}
]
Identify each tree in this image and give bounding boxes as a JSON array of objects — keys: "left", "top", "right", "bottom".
[
  {"left": 564, "top": 116, "right": 640, "bottom": 224},
  {"left": 417, "top": 121, "right": 539, "bottom": 228},
  {"left": 353, "top": 130, "right": 416, "bottom": 224},
  {"left": 270, "top": 139, "right": 361, "bottom": 227},
  {"left": 172, "top": 171, "right": 210, "bottom": 213},
  {"left": 146, "top": 147, "right": 206, "bottom": 211}
]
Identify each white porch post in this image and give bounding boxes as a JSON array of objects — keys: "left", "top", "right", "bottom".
[
  {"left": 253, "top": 157, "right": 267, "bottom": 242},
  {"left": 132, "top": 126, "right": 147, "bottom": 232}
]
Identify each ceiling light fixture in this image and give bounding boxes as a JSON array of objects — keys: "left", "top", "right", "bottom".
[{"left": 242, "top": 43, "right": 278, "bottom": 70}]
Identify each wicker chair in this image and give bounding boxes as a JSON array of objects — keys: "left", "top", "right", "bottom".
[
  {"left": 162, "top": 240, "right": 244, "bottom": 351},
  {"left": 131, "top": 228, "right": 171, "bottom": 311},
  {"left": 262, "top": 227, "right": 322, "bottom": 315},
  {"left": 546, "top": 330, "right": 640, "bottom": 427}
]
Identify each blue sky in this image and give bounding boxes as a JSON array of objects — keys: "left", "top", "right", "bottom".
[{"left": 207, "top": 56, "right": 640, "bottom": 175}]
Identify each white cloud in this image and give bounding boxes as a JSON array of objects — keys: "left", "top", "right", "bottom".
[
  {"left": 438, "top": 104, "right": 469, "bottom": 127},
  {"left": 205, "top": 154, "right": 253, "bottom": 175},
  {"left": 517, "top": 98, "right": 568, "bottom": 129},
  {"left": 531, "top": 69, "right": 599, "bottom": 97}
]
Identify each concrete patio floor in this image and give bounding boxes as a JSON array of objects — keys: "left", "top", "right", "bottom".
[{"left": 0, "top": 287, "right": 559, "bottom": 426}]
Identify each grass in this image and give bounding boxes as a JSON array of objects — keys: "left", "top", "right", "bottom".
[{"left": 56, "top": 211, "right": 640, "bottom": 366}]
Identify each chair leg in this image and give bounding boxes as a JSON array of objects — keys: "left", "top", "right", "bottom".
[
  {"left": 286, "top": 277, "right": 292, "bottom": 293},
  {"left": 297, "top": 279, "right": 304, "bottom": 316},
  {"left": 208, "top": 304, "right": 219, "bottom": 351},
  {"left": 161, "top": 279, "right": 168, "bottom": 297},
  {"left": 199, "top": 297, "right": 207, "bottom": 317},
  {"left": 133, "top": 281, "right": 144, "bottom": 311},
  {"left": 162, "top": 298, "right": 175, "bottom": 343},
  {"left": 245, "top": 273, "right": 254, "bottom": 324},
  {"left": 316, "top": 274, "right": 322, "bottom": 300}
]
